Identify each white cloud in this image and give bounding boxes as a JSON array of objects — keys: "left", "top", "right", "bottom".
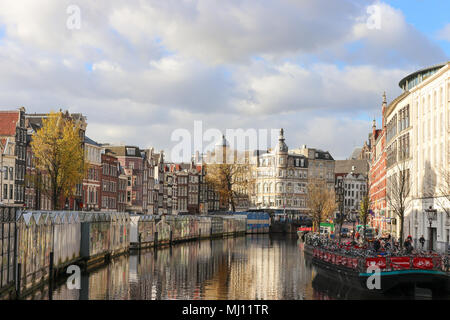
[
  {"left": 437, "top": 23, "right": 450, "bottom": 42},
  {"left": 0, "top": 0, "right": 446, "bottom": 160},
  {"left": 231, "top": 62, "right": 406, "bottom": 115},
  {"left": 344, "top": 2, "right": 446, "bottom": 67}
]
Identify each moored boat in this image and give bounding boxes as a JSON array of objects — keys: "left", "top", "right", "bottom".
[{"left": 303, "top": 234, "right": 450, "bottom": 294}]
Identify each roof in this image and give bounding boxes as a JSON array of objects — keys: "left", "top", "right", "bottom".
[
  {"left": 0, "top": 111, "right": 19, "bottom": 136},
  {"left": 84, "top": 136, "right": 101, "bottom": 146},
  {"left": 335, "top": 172, "right": 367, "bottom": 180},
  {"left": 349, "top": 147, "right": 362, "bottom": 160},
  {"left": 334, "top": 160, "right": 369, "bottom": 175},
  {"left": 314, "top": 149, "right": 334, "bottom": 160},
  {"left": 398, "top": 61, "right": 448, "bottom": 89},
  {"left": 106, "top": 145, "right": 142, "bottom": 157},
  {"left": 385, "top": 90, "right": 410, "bottom": 119}
]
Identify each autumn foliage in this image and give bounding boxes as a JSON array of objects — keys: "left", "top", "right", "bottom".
[
  {"left": 306, "top": 178, "right": 336, "bottom": 232},
  {"left": 205, "top": 163, "right": 251, "bottom": 212},
  {"left": 31, "top": 111, "right": 85, "bottom": 210}
]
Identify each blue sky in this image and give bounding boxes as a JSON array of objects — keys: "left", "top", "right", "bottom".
[
  {"left": 0, "top": 0, "right": 448, "bottom": 160},
  {"left": 385, "top": 0, "right": 450, "bottom": 55}
]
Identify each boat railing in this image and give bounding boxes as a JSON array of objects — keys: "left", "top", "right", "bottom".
[{"left": 311, "top": 246, "right": 448, "bottom": 273}]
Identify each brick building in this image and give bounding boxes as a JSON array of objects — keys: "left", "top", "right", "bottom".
[
  {"left": 83, "top": 136, "right": 102, "bottom": 211},
  {"left": 117, "top": 164, "right": 127, "bottom": 212},
  {"left": 100, "top": 151, "right": 119, "bottom": 211},
  {"left": 106, "top": 145, "right": 144, "bottom": 213},
  {"left": 369, "top": 93, "right": 388, "bottom": 234},
  {"left": 0, "top": 107, "right": 27, "bottom": 208},
  {"left": 25, "top": 111, "right": 87, "bottom": 210}
]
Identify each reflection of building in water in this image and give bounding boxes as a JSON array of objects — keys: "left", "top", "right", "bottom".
[
  {"left": 211, "top": 236, "right": 311, "bottom": 300},
  {"left": 125, "top": 240, "right": 228, "bottom": 300},
  {"left": 78, "top": 257, "right": 129, "bottom": 300},
  {"left": 228, "top": 236, "right": 283, "bottom": 299},
  {"left": 49, "top": 235, "right": 320, "bottom": 300}
]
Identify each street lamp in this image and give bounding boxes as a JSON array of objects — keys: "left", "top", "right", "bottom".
[
  {"left": 334, "top": 179, "right": 345, "bottom": 241},
  {"left": 425, "top": 206, "right": 437, "bottom": 251}
]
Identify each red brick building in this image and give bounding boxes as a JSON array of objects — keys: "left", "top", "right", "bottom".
[
  {"left": 106, "top": 145, "right": 144, "bottom": 213},
  {"left": 100, "top": 152, "right": 119, "bottom": 211},
  {"left": 83, "top": 136, "right": 102, "bottom": 211},
  {"left": 369, "top": 93, "right": 388, "bottom": 233},
  {"left": 25, "top": 111, "right": 87, "bottom": 210},
  {"left": 0, "top": 108, "right": 27, "bottom": 208}
]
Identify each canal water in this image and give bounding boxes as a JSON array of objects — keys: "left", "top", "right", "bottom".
[{"left": 24, "top": 234, "right": 448, "bottom": 300}]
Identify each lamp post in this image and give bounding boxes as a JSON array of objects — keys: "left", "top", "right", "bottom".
[
  {"left": 334, "top": 179, "right": 345, "bottom": 242},
  {"left": 425, "top": 206, "right": 437, "bottom": 251}
]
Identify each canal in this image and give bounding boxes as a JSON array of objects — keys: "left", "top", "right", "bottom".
[{"left": 23, "top": 234, "right": 449, "bottom": 300}]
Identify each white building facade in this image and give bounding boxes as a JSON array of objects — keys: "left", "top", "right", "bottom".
[
  {"left": 250, "top": 129, "right": 334, "bottom": 214},
  {"left": 385, "top": 62, "right": 449, "bottom": 252}
]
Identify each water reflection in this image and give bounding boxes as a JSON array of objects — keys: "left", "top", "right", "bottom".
[{"left": 44, "top": 234, "right": 448, "bottom": 300}]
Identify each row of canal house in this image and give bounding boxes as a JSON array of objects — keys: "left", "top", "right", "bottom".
[{"left": 0, "top": 107, "right": 222, "bottom": 215}]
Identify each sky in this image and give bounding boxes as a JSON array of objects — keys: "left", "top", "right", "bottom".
[{"left": 0, "top": 0, "right": 448, "bottom": 161}]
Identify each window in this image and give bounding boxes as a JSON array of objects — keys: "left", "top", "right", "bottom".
[{"left": 3, "top": 166, "right": 7, "bottom": 180}]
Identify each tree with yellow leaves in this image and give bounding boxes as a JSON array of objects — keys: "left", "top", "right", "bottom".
[
  {"left": 306, "top": 178, "right": 337, "bottom": 233},
  {"left": 31, "top": 111, "right": 85, "bottom": 210},
  {"left": 359, "top": 194, "right": 371, "bottom": 243}
]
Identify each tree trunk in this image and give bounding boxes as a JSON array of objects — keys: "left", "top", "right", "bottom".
[
  {"left": 399, "top": 214, "right": 404, "bottom": 249},
  {"left": 362, "top": 216, "right": 367, "bottom": 244},
  {"left": 52, "top": 183, "right": 58, "bottom": 211}
]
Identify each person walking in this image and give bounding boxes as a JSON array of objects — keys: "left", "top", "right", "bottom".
[
  {"left": 419, "top": 235, "right": 425, "bottom": 249},
  {"left": 373, "top": 238, "right": 381, "bottom": 252},
  {"left": 404, "top": 237, "right": 414, "bottom": 254}
]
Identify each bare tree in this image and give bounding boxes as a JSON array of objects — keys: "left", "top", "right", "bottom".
[
  {"left": 205, "top": 163, "right": 252, "bottom": 211},
  {"left": 426, "top": 165, "right": 450, "bottom": 217},
  {"left": 386, "top": 150, "right": 412, "bottom": 248},
  {"left": 306, "top": 178, "right": 337, "bottom": 233}
]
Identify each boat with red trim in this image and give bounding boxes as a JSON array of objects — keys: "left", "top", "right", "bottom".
[{"left": 303, "top": 234, "right": 450, "bottom": 294}]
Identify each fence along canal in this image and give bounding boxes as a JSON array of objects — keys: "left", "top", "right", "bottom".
[{"left": 0, "top": 207, "right": 270, "bottom": 299}]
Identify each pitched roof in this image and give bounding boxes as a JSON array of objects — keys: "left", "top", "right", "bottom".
[
  {"left": 106, "top": 145, "right": 142, "bottom": 157},
  {"left": 334, "top": 160, "right": 369, "bottom": 175},
  {"left": 84, "top": 136, "right": 101, "bottom": 146},
  {"left": 0, "top": 111, "right": 19, "bottom": 136}
]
